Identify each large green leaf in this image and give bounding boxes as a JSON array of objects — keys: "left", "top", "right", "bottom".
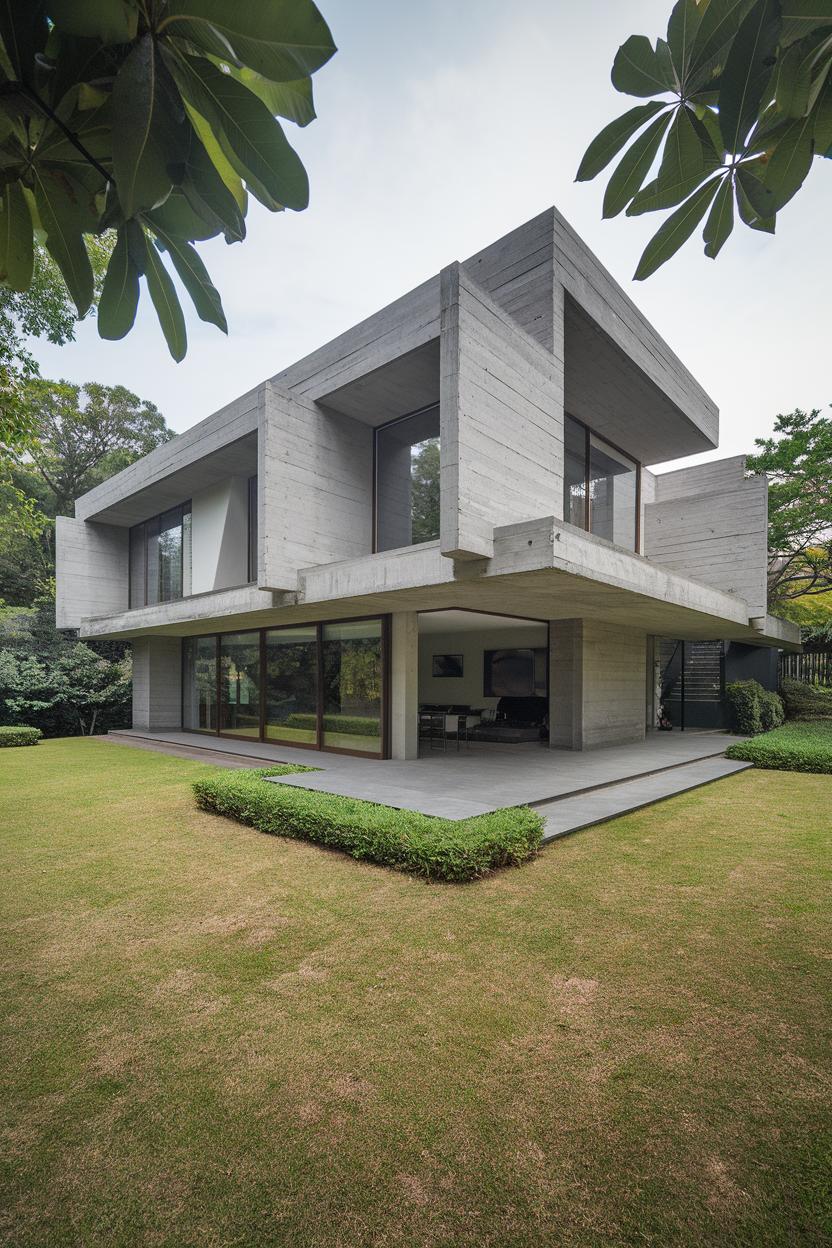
[
  {"left": 149, "top": 222, "right": 227, "bottom": 332},
  {"left": 112, "top": 35, "right": 186, "bottom": 217},
  {"left": 667, "top": 0, "right": 708, "bottom": 87},
  {"left": 813, "top": 70, "right": 832, "bottom": 152},
  {"left": 736, "top": 171, "right": 777, "bottom": 228},
  {"left": 763, "top": 112, "right": 817, "bottom": 206},
  {"left": 718, "top": 0, "right": 783, "bottom": 153},
  {"left": 138, "top": 229, "right": 187, "bottom": 361},
  {"left": 168, "top": 52, "right": 308, "bottom": 211},
  {"left": 47, "top": 0, "right": 137, "bottom": 45},
  {"left": 602, "top": 112, "right": 673, "bottom": 217},
  {"left": 703, "top": 175, "right": 735, "bottom": 255},
  {"left": 687, "top": 0, "right": 759, "bottom": 89},
  {"left": 217, "top": 63, "right": 317, "bottom": 127},
  {"left": 575, "top": 101, "right": 666, "bottom": 181},
  {"left": 612, "top": 35, "right": 676, "bottom": 96},
  {"left": 183, "top": 131, "right": 246, "bottom": 241},
  {"left": 34, "top": 94, "right": 112, "bottom": 164},
  {"left": 738, "top": 160, "right": 780, "bottom": 215},
  {"left": 628, "top": 106, "right": 720, "bottom": 214},
  {"left": 780, "top": 0, "right": 832, "bottom": 47},
  {"left": 97, "top": 223, "right": 139, "bottom": 339},
  {"left": 0, "top": 179, "right": 33, "bottom": 290},
  {"left": 160, "top": 0, "right": 336, "bottom": 83},
  {"left": 147, "top": 187, "right": 220, "bottom": 241},
  {"left": 774, "top": 29, "right": 832, "bottom": 116},
  {"left": 184, "top": 103, "right": 246, "bottom": 212},
  {"left": 634, "top": 177, "right": 721, "bottom": 279},
  {"left": 32, "top": 167, "right": 95, "bottom": 315}
]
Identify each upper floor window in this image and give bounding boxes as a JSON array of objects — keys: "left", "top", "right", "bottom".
[
  {"left": 129, "top": 501, "right": 192, "bottom": 608},
  {"left": 563, "top": 415, "right": 639, "bottom": 552},
  {"left": 374, "top": 406, "right": 439, "bottom": 552},
  {"left": 247, "top": 475, "right": 258, "bottom": 583}
]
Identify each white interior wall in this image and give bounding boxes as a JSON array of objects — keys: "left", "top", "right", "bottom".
[
  {"left": 191, "top": 476, "right": 250, "bottom": 594},
  {"left": 418, "top": 622, "right": 548, "bottom": 708}
]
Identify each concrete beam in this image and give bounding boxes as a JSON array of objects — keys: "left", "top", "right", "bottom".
[
  {"left": 132, "top": 636, "right": 182, "bottom": 730},
  {"left": 55, "top": 516, "right": 129, "bottom": 630},
  {"left": 390, "top": 612, "right": 419, "bottom": 760}
]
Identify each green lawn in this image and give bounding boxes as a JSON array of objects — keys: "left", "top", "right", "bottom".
[{"left": 1, "top": 738, "right": 831, "bottom": 1247}]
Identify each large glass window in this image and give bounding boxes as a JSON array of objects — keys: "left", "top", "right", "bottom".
[
  {"left": 219, "top": 632, "right": 260, "bottom": 737},
  {"left": 589, "top": 435, "right": 638, "bottom": 551},
  {"left": 562, "top": 416, "right": 639, "bottom": 551},
  {"left": 375, "top": 406, "right": 440, "bottom": 552},
  {"left": 322, "top": 620, "right": 383, "bottom": 754},
  {"left": 129, "top": 501, "right": 192, "bottom": 608},
  {"left": 183, "top": 636, "right": 217, "bottom": 731},
  {"left": 563, "top": 416, "right": 588, "bottom": 530},
  {"left": 265, "top": 626, "right": 318, "bottom": 745}
]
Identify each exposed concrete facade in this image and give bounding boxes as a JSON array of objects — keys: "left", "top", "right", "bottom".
[{"left": 55, "top": 208, "right": 799, "bottom": 754}]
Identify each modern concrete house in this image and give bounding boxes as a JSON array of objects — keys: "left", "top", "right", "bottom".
[{"left": 56, "top": 208, "right": 799, "bottom": 767}]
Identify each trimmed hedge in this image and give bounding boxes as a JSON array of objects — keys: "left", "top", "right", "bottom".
[
  {"left": 780, "top": 677, "right": 832, "bottom": 721},
  {"left": 725, "top": 680, "right": 784, "bottom": 735},
  {"left": 0, "top": 726, "right": 42, "bottom": 748},
  {"left": 285, "top": 712, "right": 380, "bottom": 737},
  {"left": 193, "top": 767, "right": 543, "bottom": 882},
  {"left": 726, "top": 721, "right": 832, "bottom": 774}
]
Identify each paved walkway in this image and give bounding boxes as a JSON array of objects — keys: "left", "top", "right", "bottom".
[{"left": 108, "top": 728, "right": 748, "bottom": 821}]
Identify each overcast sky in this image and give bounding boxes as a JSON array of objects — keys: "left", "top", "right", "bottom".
[{"left": 30, "top": 0, "right": 830, "bottom": 472}]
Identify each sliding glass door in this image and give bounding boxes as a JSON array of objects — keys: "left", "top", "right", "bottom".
[
  {"left": 182, "top": 618, "right": 388, "bottom": 755},
  {"left": 322, "top": 620, "right": 383, "bottom": 754},
  {"left": 219, "top": 632, "right": 261, "bottom": 737},
  {"left": 265, "top": 626, "right": 319, "bottom": 745}
]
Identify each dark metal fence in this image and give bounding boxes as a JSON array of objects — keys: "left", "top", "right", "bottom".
[{"left": 779, "top": 650, "right": 832, "bottom": 687}]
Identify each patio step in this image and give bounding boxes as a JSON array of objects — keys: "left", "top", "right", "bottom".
[{"left": 538, "top": 756, "right": 752, "bottom": 842}]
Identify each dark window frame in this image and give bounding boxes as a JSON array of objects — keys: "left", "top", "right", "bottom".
[
  {"left": 563, "top": 414, "right": 641, "bottom": 553},
  {"left": 129, "top": 499, "right": 192, "bottom": 609},
  {"left": 372, "top": 403, "right": 441, "bottom": 554},
  {"left": 181, "top": 614, "right": 391, "bottom": 759}
]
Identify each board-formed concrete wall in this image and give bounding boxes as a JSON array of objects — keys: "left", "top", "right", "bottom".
[
  {"left": 55, "top": 516, "right": 129, "bottom": 629},
  {"left": 259, "top": 382, "right": 373, "bottom": 591},
  {"left": 549, "top": 619, "right": 646, "bottom": 749},
  {"left": 440, "top": 263, "right": 564, "bottom": 561},
  {"left": 131, "top": 636, "right": 181, "bottom": 730},
  {"left": 644, "top": 457, "right": 768, "bottom": 618}
]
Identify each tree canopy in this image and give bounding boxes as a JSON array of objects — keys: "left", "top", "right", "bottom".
[
  {"left": 0, "top": 1, "right": 336, "bottom": 361},
  {"left": 577, "top": 0, "right": 832, "bottom": 278},
  {"left": 747, "top": 405, "right": 832, "bottom": 605}
]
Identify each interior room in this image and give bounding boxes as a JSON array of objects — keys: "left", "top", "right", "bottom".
[{"left": 417, "top": 609, "right": 549, "bottom": 750}]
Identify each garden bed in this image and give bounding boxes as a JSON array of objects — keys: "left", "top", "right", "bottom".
[
  {"left": 193, "top": 766, "right": 543, "bottom": 881},
  {"left": 726, "top": 721, "right": 832, "bottom": 774}
]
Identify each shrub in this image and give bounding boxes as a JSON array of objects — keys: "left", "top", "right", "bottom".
[
  {"left": 193, "top": 767, "right": 543, "bottom": 883},
  {"left": 726, "top": 722, "right": 832, "bottom": 774},
  {"left": 759, "top": 689, "right": 785, "bottom": 732},
  {"left": 780, "top": 677, "right": 832, "bottom": 721},
  {"left": 0, "top": 726, "right": 42, "bottom": 747},
  {"left": 725, "top": 680, "right": 765, "bottom": 735}
]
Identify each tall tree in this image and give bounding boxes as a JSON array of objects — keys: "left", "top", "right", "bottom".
[
  {"left": 20, "top": 379, "right": 174, "bottom": 515},
  {"left": 747, "top": 405, "right": 832, "bottom": 604},
  {"left": 577, "top": 0, "right": 832, "bottom": 278},
  {"left": 0, "top": 2, "right": 336, "bottom": 361}
]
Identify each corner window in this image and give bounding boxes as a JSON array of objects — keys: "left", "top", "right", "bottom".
[
  {"left": 374, "top": 406, "right": 439, "bottom": 552},
  {"left": 129, "top": 501, "right": 192, "bottom": 608},
  {"left": 562, "top": 416, "right": 639, "bottom": 552}
]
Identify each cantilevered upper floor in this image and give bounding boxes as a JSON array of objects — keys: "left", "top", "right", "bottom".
[{"left": 55, "top": 207, "right": 798, "bottom": 652}]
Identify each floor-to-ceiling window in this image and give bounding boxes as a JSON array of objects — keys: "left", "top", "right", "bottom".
[
  {"left": 322, "top": 619, "right": 383, "bottom": 754},
  {"left": 182, "top": 636, "right": 217, "bottom": 731},
  {"left": 129, "top": 501, "right": 192, "bottom": 608},
  {"left": 562, "top": 416, "right": 639, "bottom": 551},
  {"left": 219, "top": 632, "right": 260, "bottom": 737},
  {"left": 374, "top": 406, "right": 440, "bottom": 551},
  {"left": 181, "top": 618, "right": 387, "bottom": 756},
  {"left": 265, "top": 626, "right": 318, "bottom": 745}
]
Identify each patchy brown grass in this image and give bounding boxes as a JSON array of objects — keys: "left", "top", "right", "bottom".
[{"left": 0, "top": 737, "right": 831, "bottom": 1247}]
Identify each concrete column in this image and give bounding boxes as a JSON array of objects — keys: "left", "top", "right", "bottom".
[
  {"left": 549, "top": 619, "right": 647, "bottom": 750},
  {"left": 390, "top": 612, "right": 419, "bottom": 760},
  {"left": 132, "top": 636, "right": 182, "bottom": 730}
]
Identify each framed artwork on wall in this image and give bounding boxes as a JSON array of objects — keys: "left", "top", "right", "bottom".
[{"left": 432, "top": 653, "right": 464, "bottom": 678}]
